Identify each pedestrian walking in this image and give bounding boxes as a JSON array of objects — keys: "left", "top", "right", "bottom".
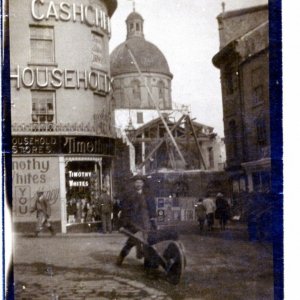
[
  {"left": 99, "top": 186, "right": 113, "bottom": 233},
  {"left": 202, "top": 193, "right": 216, "bottom": 231},
  {"left": 215, "top": 192, "right": 230, "bottom": 230},
  {"left": 30, "top": 190, "right": 55, "bottom": 237},
  {"left": 116, "top": 174, "right": 157, "bottom": 266},
  {"left": 195, "top": 198, "right": 206, "bottom": 232}
]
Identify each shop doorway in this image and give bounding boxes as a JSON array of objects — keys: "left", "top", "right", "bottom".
[{"left": 64, "top": 158, "right": 112, "bottom": 232}]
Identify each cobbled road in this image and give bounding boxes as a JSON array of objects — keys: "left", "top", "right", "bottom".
[{"left": 11, "top": 223, "right": 274, "bottom": 299}]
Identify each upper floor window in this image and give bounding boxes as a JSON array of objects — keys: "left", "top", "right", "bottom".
[
  {"left": 256, "top": 117, "right": 267, "bottom": 145},
  {"left": 31, "top": 91, "right": 55, "bottom": 124},
  {"left": 251, "top": 67, "right": 264, "bottom": 105},
  {"left": 137, "top": 112, "right": 144, "bottom": 124},
  {"left": 208, "top": 147, "right": 214, "bottom": 168},
  {"left": 30, "top": 26, "right": 54, "bottom": 64},
  {"left": 224, "top": 65, "right": 235, "bottom": 95},
  {"left": 229, "top": 120, "right": 238, "bottom": 157},
  {"left": 253, "top": 85, "right": 263, "bottom": 105},
  {"left": 136, "top": 23, "right": 140, "bottom": 31},
  {"left": 158, "top": 81, "right": 165, "bottom": 100},
  {"left": 131, "top": 80, "right": 141, "bottom": 100}
]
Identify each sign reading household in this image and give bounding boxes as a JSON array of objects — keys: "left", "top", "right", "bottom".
[
  {"left": 10, "top": 66, "right": 111, "bottom": 93},
  {"left": 12, "top": 135, "right": 115, "bottom": 156}
]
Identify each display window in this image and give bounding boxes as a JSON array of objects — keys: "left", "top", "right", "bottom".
[
  {"left": 65, "top": 159, "right": 112, "bottom": 227},
  {"left": 66, "top": 161, "right": 98, "bottom": 225}
]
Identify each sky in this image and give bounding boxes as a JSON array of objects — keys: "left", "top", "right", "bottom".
[{"left": 109, "top": 0, "right": 267, "bottom": 136}]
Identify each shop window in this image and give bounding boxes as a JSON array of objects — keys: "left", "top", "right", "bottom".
[
  {"left": 137, "top": 112, "right": 144, "bottom": 124},
  {"left": 31, "top": 91, "right": 55, "bottom": 124},
  {"left": 66, "top": 161, "right": 100, "bottom": 225},
  {"left": 131, "top": 80, "right": 141, "bottom": 100},
  {"left": 256, "top": 117, "right": 267, "bottom": 145},
  {"left": 30, "top": 26, "right": 54, "bottom": 63},
  {"left": 208, "top": 147, "right": 214, "bottom": 168}
]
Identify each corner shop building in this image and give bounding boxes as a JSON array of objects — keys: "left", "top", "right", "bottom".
[{"left": 10, "top": 0, "right": 118, "bottom": 233}]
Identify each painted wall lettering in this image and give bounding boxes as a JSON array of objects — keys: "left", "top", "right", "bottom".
[
  {"left": 15, "top": 186, "right": 31, "bottom": 216},
  {"left": 31, "top": 0, "right": 111, "bottom": 34},
  {"left": 10, "top": 66, "right": 111, "bottom": 93},
  {"left": 13, "top": 157, "right": 61, "bottom": 221},
  {"left": 12, "top": 136, "right": 115, "bottom": 155}
]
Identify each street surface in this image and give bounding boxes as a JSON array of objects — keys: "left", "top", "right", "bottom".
[{"left": 12, "top": 223, "right": 274, "bottom": 299}]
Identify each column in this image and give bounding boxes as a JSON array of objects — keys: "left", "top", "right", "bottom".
[{"left": 59, "top": 156, "right": 67, "bottom": 233}]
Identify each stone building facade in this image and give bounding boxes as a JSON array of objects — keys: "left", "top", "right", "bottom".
[
  {"left": 212, "top": 4, "right": 270, "bottom": 196},
  {"left": 9, "top": 0, "right": 117, "bottom": 233},
  {"left": 110, "top": 10, "right": 173, "bottom": 131},
  {"left": 111, "top": 9, "right": 226, "bottom": 175}
]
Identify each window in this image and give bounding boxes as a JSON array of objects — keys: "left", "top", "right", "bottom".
[
  {"left": 30, "top": 26, "right": 54, "bottom": 63},
  {"left": 131, "top": 80, "right": 141, "bottom": 100},
  {"left": 137, "top": 112, "right": 144, "bottom": 124},
  {"left": 136, "top": 23, "right": 140, "bottom": 31},
  {"left": 229, "top": 120, "right": 238, "bottom": 157},
  {"left": 253, "top": 85, "right": 263, "bottom": 105},
  {"left": 251, "top": 67, "right": 264, "bottom": 105},
  {"left": 208, "top": 147, "right": 214, "bottom": 168},
  {"left": 224, "top": 65, "right": 235, "bottom": 95},
  {"left": 158, "top": 81, "right": 165, "bottom": 99},
  {"left": 91, "top": 31, "right": 105, "bottom": 68},
  {"left": 256, "top": 117, "right": 267, "bottom": 145},
  {"left": 251, "top": 67, "right": 263, "bottom": 87},
  {"left": 252, "top": 171, "right": 270, "bottom": 192},
  {"left": 32, "top": 91, "right": 55, "bottom": 123},
  {"left": 129, "top": 23, "right": 134, "bottom": 32}
]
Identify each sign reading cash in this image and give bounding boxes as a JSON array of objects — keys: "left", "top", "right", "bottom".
[{"left": 31, "top": 0, "right": 111, "bottom": 33}]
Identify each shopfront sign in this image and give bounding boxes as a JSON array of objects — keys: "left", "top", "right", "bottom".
[
  {"left": 68, "top": 171, "right": 92, "bottom": 187},
  {"left": 31, "top": 0, "right": 111, "bottom": 33},
  {"left": 12, "top": 135, "right": 115, "bottom": 156}
]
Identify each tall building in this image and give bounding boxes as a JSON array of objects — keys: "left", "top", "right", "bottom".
[
  {"left": 111, "top": 9, "right": 226, "bottom": 176},
  {"left": 10, "top": 0, "right": 117, "bottom": 233},
  {"left": 212, "top": 5, "right": 270, "bottom": 196},
  {"left": 110, "top": 9, "right": 173, "bottom": 131}
]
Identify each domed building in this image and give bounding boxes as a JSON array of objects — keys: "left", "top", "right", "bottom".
[
  {"left": 110, "top": 10, "right": 173, "bottom": 130},
  {"left": 111, "top": 9, "right": 228, "bottom": 226}
]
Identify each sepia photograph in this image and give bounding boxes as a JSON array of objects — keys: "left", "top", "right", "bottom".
[{"left": 3, "top": 0, "right": 282, "bottom": 299}]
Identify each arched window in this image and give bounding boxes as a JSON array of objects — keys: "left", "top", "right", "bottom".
[
  {"left": 131, "top": 80, "right": 141, "bottom": 100},
  {"left": 158, "top": 81, "right": 165, "bottom": 100}
]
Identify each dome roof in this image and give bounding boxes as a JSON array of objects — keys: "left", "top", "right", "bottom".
[
  {"left": 110, "top": 37, "right": 173, "bottom": 77},
  {"left": 110, "top": 10, "right": 173, "bottom": 78},
  {"left": 126, "top": 11, "right": 143, "bottom": 21}
]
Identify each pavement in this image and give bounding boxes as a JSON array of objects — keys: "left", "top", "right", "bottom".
[{"left": 11, "top": 222, "right": 274, "bottom": 300}]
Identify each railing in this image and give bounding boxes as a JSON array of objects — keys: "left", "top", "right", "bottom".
[{"left": 11, "top": 121, "right": 115, "bottom": 137}]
